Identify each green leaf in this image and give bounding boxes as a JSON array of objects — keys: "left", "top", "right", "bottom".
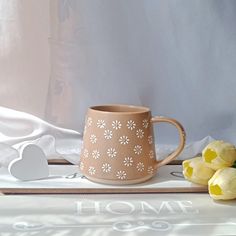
[{"left": 232, "top": 160, "right": 236, "bottom": 168}]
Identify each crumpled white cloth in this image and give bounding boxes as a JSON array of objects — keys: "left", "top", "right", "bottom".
[
  {"left": 0, "top": 106, "right": 82, "bottom": 167},
  {"left": 0, "top": 106, "right": 214, "bottom": 168}
]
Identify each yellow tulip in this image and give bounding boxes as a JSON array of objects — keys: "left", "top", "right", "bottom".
[
  {"left": 202, "top": 140, "right": 236, "bottom": 170},
  {"left": 183, "top": 156, "right": 215, "bottom": 185},
  {"left": 208, "top": 167, "right": 236, "bottom": 200}
]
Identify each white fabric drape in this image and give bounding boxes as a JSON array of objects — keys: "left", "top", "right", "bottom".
[
  {"left": 1, "top": 0, "right": 236, "bottom": 166},
  {"left": 0, "top": 106, "right": 82, "bottom": 166}
]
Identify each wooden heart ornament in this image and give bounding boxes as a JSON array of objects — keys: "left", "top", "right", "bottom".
[{"left": 8, "top": 144, "right": 49, "bottom": 181}]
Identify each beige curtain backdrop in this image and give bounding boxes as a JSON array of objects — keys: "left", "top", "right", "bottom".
[{"left": 0, "top": 0, "right": 50, "bottom": 118}]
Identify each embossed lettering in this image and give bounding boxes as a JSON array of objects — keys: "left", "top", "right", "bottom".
[
  {"left": 140, "top": 201, "right": 176, "bottom": 214},
  {"left": 76, "top": 201, "right": 101, "bottom": 215},
  {"left": 106, "top": 201, "right": 135, "bottom": 215},
  {"left": 176, "top": 201, "right": 199, "bottom": 214}
]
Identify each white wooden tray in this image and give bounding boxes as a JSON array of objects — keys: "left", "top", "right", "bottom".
[{"left": 0, "top": 165, "right": 207, "bottom": 194}]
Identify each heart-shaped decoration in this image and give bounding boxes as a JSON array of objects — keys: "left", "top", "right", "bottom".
[{"left": 8, "top": 144, "right": 49, "bottom": 181}]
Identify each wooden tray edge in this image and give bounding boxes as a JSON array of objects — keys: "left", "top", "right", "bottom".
[
  {"left": 0, "top": 186, "right": 207, "bottom": 194},
  {"left": 48, "top": 159, "right": 184, "bottom": 165}
]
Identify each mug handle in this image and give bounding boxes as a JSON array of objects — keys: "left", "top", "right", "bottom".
[{"left": 151, "top": 116, "right": 186, "bottom": 168}]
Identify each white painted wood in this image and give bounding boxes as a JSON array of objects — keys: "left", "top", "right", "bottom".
[
  {"left": 2, "top": 165, "right": 206, "bottom": 193},
  {"left": 8, "top": 144, "right": 49, "bottom": 181},
  {"left": 0, "top": 193, "right": 235, "bottom": 235}
]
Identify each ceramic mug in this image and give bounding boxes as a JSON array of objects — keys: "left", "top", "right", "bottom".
[{"left": 79, "top": 104, "right": 185, "bottom": 185}]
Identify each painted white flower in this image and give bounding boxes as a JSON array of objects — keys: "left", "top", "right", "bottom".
[
  {"left": 147, "top": 166, "right": 154, "bottom": 175},
  {"left": 127, "top": 120, "right": 136, "bottom": 130},
  {"left": 90, "top": 134, "right": 97, "bottom": 144},
  {"left": 107, "top": 148, "right": 117, "bottom": 158},
  {"left": 88, "top": 166, "right": 96, "bottom": 175},
  {"left": 92, "top": 150, "right": 100, "bottom": 159},
  {"left": 87, "top": 117, "right": 92, "bottom": 127},
  {"left": 148, "top": 135, "right": 153, "bottom": 144},
  {"left": 79, "top": 162, "right": 84, "bottom": 171},
  {"left": 123, "top": 157, "right": 133, "bottom": 167},
  {"left": 112, "top": 120, "right": 122, "bottom": 130},
  {"left": 104, "top": 130, "right": 113, "bottom": 139},
  {"left": 116, "top": 170, "right": 127, "bottom": 180},
  {"left": 134, "top": 145, "right": 142, "bottom": 155},
  {"left": 142, "top": 119, "right": 149, "bottom": 129},
  {"left": 97, "top": 120, "right": 106, "bottom": 129},
  {"left": 136, "top": 129, "right": 144, "bottom": 139},
  {"left": 119, "top": 136, "right": 130, "bottom": 145},
  {"left": 83, "top": 149, "right": 89, "bottom": 158},
  {"left": 102, "top": 163, "right": 112, "bottom": 173},
  {"left": 149, "top": 150, "right": 154, "bottom": 159},
  {"left": 136, "top": 162, "right": 145, "bottom": 172}
]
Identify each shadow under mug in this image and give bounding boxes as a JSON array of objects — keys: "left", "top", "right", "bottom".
[{"left": 79, "top": 104, "right": 186, "bottom": 185}]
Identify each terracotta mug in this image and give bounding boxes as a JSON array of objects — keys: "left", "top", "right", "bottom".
[{"left": 79, "top": 104, "right": 185, "bottom": 185}]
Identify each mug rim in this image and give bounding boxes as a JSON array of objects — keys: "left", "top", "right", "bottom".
[{"left": 89, "top": 104, "right": 150, "bottom": 114}]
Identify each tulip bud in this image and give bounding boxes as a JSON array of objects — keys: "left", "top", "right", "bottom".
[
  {"left": 183, "top": 156, "right": 215, "bottom": 185},
  {"left": 208, "top": 167, "right": 236, "bottom": 200},
  {"left": 202, "top": 140, "right": 236, "bottom": 170}
]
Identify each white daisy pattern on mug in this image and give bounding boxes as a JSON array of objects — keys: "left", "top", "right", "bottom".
[
  {"left": 119, "top": 136, "right": 130, "bottom": 145},
  {"left": 136, "top": 129, "right": 144, "bottom": 139},
  {"left": 148, "top": 135, "right": 153, "bottom": 144},
  {"left": 134, "top": 145, "right": 142, "bottom": 155},
  {"left": 147, "top": 166, "right": 154, "bottom": 175},
  {"left": 123, "top": 157, "right": 133, "bottom": 167},
  {"left": 92, "top": 150, "right": 100, "bottom": 159},
  {"left": 126, "top": 120, "right": 136, "bottom": 130},
  {"left": 142, "top": 119, "right": 149, "bottom": 129},
  {"left": 90, "top": 134, "right": 97, "bottom": 144},
  {"left": 107, "top": 148, "right": 117, "bottom": 158},
  {"left": 116, "top": 170, "right": 127, "bottom": 180},
  {"left": 97, "top": 120, "right": 106, "bottom": 129},
  {"left": 79, "top": 162, "right": 84, "bottom": 171},
  {"left": 104, "top": 130, "right": 113, "bottom": 139},
  {"left": 83, "top": 149, "right": 89, "bottom": 158},
  {"left": 102, "top": 163, "right": 112, "bottom": 173},
  {"left": 88, "top": 166, "right": 96, "bottom": 175},
  {"left": 149, "top": 150, "right": 154, "bottom": 159},
  {"left": 136, "top": 162, "right": 145, "bottom": 172},
  {"left": 87, "top": 117, "right": 92, "bottom": 127},
  {"left": 112, "top": 120, "right": 122, "bottom": 130}
]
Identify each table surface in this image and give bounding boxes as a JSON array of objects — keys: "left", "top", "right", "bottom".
[{"left": 0, "top": 193, "right": 235, "bottom": 235}]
